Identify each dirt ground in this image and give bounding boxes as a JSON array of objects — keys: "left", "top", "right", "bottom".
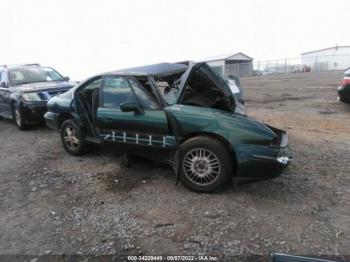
[{"left": 0, "top": 71, "right": 349, "bottom": 261}]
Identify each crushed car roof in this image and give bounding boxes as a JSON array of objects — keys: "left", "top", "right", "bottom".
[{"left": 111, "top": 63, "right": 188, "bottom": 77}]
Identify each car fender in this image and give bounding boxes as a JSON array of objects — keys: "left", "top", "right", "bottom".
[
  {"left": 56, "top": 108, "right": 84, "bottom": 131},
  {"left": 164, "top": 105, "right": 279, "bottom": 180},
  {"left": 9, "top": 92, "right": 21, "bottom": 110},
  {"left": 12, "top": 98, "right": 25, "bottom": 114},
  {"left": 165, "top": 105, "right": 276, "bottom": 145},
  {"left": 10, "top": 91, "right": 21, "bottom": 102},
  {"left": 70, "top": 111, "right": 85, "bottom": 131}
]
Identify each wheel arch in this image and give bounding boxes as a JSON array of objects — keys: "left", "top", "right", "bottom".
[
  {"left": 10, "top": 98, "right": 22, "bottom": 115},
  {"left": 11, "top": 97, "right": 19, "bottom": 106},
  {"left": 10, "top": 91, "right": 22, "bottom": 109},
  {"left": 180, "top": 131, "right": 238, "bottom": 177},
  {"left": 10, "top": 99, "right": 16, "bottom": 112},
  {"left": 57, "top": 112, "right": 84, "bottom": 130},
  {"left": 57, "top": 112, "right": 75, "bottom": 128}
]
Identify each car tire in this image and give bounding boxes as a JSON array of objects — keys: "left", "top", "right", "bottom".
[
  {"left": 60, "top": 119, "right": 86, "bottom": 156},
  {"left": 12, "top": 105, "right": 27, "bottom": 130},
  {"left": 179, "top": 136, "right": 232, "bottom": 193}
]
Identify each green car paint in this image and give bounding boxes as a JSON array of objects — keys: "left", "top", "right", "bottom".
[
  {"left": 163, "top": 104, "right": 291, "bottom": 181},
  {"left": 45, "top": 62, "right": 292, "bottom": 183}
]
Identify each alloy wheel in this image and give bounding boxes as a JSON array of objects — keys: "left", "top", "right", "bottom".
[
  {"left": 64, "top": 126, "right": 79, "bottom": 149},
  {"left": 15, "top": 109, "right": 21, "bottom": 127},
  {"left": 182, "top": 148, "right": 221, "bottom": 186}
]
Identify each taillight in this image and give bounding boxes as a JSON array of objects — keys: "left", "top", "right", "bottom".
[{"left": 341, "top": 77, "right": 350, "bottom": 86}]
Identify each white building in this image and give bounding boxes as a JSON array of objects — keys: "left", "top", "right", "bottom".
[
  {"left": 198, "top": 52, "right": 254, "bottom": 77},
  {"left": 301, "top": 45, "right": 350, "bottom": 71}
]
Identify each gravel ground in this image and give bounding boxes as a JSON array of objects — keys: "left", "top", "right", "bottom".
[{"left": 0, "top": 71, "right": 349, "bottom": 261}]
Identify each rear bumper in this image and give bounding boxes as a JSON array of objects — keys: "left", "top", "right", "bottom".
[
  {"left": 21, "top": 101, "right": 48, "bottom": 123},
  {"left": 44, "top": 111, "right": 60, "bottom": 130}
]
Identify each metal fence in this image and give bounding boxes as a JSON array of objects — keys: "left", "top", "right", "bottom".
[{"left": 253, "top": 54, "right": 350, "bottom": 76}]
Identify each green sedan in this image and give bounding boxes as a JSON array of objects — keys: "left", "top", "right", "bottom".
[{"left": 44, "top": 62, "right": 292, "bottom": 192}]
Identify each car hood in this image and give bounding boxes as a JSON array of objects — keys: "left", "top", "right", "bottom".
[
  {"left": 14, "top": 81, "right": 75, "bottom": 93},
  {"left": 177, "top": 62, "right": 236, "bottom": 110},
  {"left": 165, "top": 104, "right": 278, "bottom": 143},
  {"left": 232, "top": 114, "right": 278, "bottom": 141}
]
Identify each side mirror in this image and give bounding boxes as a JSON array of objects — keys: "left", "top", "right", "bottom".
[
  {"left": 63, "top": 76, "right": 70, "bottom": 81},
  {"left": 120, "top": 102, "right": 144, "bottom": 114},
  {"left": 0, "top": 81, "right": 7, "bottom": 88}
]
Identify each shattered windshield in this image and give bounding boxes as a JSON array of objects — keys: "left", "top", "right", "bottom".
[{"left": 154, "top": 77, "right": 181, "bottom": 106}]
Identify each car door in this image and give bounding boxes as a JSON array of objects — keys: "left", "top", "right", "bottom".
[
  {"left": 0, "top": 70, "right": 12, "bottom": 118},
  {"left": 95, "top": 75, "right": 175, "bottom": 158}
]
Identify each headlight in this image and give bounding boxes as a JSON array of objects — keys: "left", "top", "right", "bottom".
[
  {"left": 277, "top": 151, "right": 290, "bottom": 165},
  {"left": 21, "top": 93, "right": 42, "bottom": 101}
]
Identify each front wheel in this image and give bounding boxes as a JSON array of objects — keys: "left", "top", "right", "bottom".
[
  {"left": 179, "top": 136, "right": 232, "bottom": 193},
  {"left": 12, "top": 106, "right": 27, "bottom": 130},
  {"left": 60, "top": 119, "right": 86, "bottom": 155}
]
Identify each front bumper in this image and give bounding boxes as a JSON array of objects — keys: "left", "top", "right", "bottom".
[
  {"left": 44, "top": 111, "right": 60, "bottom": 130},
  {"left": 338, "top": 85, "right": 350, "bottom": 103},
  {"left": 234, "top": 132, "right": 293, "bottom": 182},
  {"left": 21, "top": 101, "right": 48, "bottom": 123}
]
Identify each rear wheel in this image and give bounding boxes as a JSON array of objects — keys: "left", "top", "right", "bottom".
[
  {"left": 179, "top": 136, "right": 232, "bottom": 193},
  {"left": 60, "top": 119, "right": 86, "bottom": 155}
]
